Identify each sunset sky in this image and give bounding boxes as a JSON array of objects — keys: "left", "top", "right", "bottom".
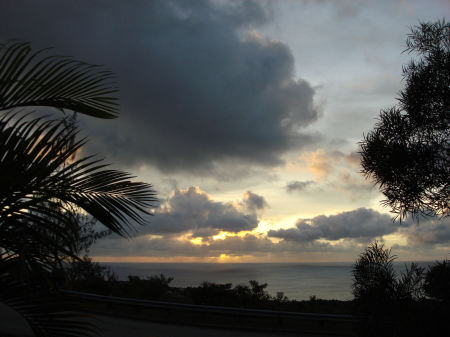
[{"left": 1, "top": 0, "right": 448, "bottom": 262}]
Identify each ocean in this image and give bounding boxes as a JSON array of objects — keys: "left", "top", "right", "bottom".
[{"left": 102, "top": 262, "right": 432, "bottom": 301}]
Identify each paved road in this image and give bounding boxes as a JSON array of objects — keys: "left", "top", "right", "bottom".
[
  {"left": 94, "top": 314, "right": 316, "bottom": 337},
  {"left": 0, "top": 302, "right": 328, "bottom": 337}
]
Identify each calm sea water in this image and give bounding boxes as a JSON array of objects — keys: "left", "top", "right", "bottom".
[{"left": 102, "top": 262, "right": 432, "bottom": 301}]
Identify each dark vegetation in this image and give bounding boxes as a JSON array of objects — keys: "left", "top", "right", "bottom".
[
  {"left": 0, "top": 41, "right": 157, "bottom": 336},
  {"left": 355, "top": 21, "right": 449, "bottom": 335},
  {"left": 63, "top": 250, "right": 449, "bottom": 328},
  {"left": 352, "top": 241, "right": 449, "bottom": 337},
  {"left": 360, "top": 19, "right": 449, "bottom": 220},
  {"left": 63, "top": 258, "right": 355, "bottom": 314}
]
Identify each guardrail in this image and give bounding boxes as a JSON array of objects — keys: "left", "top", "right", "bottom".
[{"left": 63, "top": 290, "right": 359, "bottom": 336}]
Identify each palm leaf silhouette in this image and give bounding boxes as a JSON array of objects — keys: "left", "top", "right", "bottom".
[
  {"left": 0, "top": 41, "right": 118, "bottom": 118},
  {"left": 0, "top": 111, "right": 157, "bottom": 238},
  {"left": 0, "top": 41, "right": 157, "bottom": 336}
]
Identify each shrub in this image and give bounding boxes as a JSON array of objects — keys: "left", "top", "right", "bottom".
[
  {"left": 352, "top": 241, "right": 397, "bottom": 310},
  {"left": 423, "top": 260, "right": 450, "bottom": 303}
]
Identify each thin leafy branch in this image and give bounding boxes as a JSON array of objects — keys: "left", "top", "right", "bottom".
[{"left": 359, "top": 20, "right": 449, "bottom": 220}]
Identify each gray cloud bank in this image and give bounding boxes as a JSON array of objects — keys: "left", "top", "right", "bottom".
[
  {"left": 268, "top": 208, "right": 400, "bottom": 243},
  {"left": 0, "top": 0, "right": 319, "bottom": 174},
  {"left": 88, "top": 192, "right": 449, "bottom": 260},
  {"left": 401, "top": 218, "right": 450, "bottom": 246},
  {"left": 142, "top": 187, "right": 260, "bottom": 236}
]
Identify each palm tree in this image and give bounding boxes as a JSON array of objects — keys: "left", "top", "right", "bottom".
[{"left": 0, "top": 41, "right": 157, "bottom": 336}]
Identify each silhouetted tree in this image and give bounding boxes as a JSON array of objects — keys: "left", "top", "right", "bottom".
[
  {"left": 249, "top": 280, "right": 270, "bottom": 301},
  {"left": 64, "top": 256, "right": 116, "bottom": 294},
  {"left": 351, "top": 242, "right": 449, "bottom": 337},
  {"left": 117, "top": 274, "right": 174, "bottom": 300},
  {"left": 360, "top": 20, "right": 449, "bottom": 220},
  {"left": 352, "top": 241, "right": 398, "bottom": 311}
]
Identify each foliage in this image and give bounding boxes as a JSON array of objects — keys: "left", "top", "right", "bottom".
[
  {"left": 64, "top": 257, "right": 117, "bottom": 295},
  {"left": 0, "top": 111, "right": 157, "bottom": 295},
  {"left": 0, "top": 41, "right": 118, "bottom": 118},
  {"left": 63, "top": 271, "right": 356, "bottom": 314},
  {"left": 423, "top": 259, "right": 450, "bottom": 303},
  {"left": 185, "top": 280, "right": 273, "bottom": 308},
  {"left": 0, "top": 112, "right": 156, "bottom": 240},
  {"left": 360, "top": 20, "right": 449, "bottom": 220},
  {"left": 120, "top": 274, "right": 174, "bottom": 300},
  {"left": 351, "top": 242, "right": 450, "bottom": 336},
  {"left": 249, "top": 279, "right": 270, "bottom": 300},
  {"left": 0, "top": 256, "right": 102, "bottom": 337},
  {"left": 352, "top": 242, "right": 427, "bottom": 304},
  {"left": 0, "top": 41, "right": 157, "bottom": 337},
  {"left": 185, "top": 281, "right": 234, "bottom": 306},
  {"left": 352, "top": 241, "right": 398, "bottom": 307},
  {"left": 395, "top": 262, "right": 425, "bottom": 301}
]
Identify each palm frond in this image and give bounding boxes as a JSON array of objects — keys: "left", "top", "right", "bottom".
[
  {"left": 0, "top": 41, "right": 156, "bottom": 337},
  {"left": 0, "top": 41, "right": 118, "bottom": 118},
  {"left": 0, "top": 111, "right": 157, "bottom": 238},
  {"left": 0, "top": 111, "right": 156, "bottom": 336}
]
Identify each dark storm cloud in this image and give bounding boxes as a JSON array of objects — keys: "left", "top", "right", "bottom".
[
  {"left": 286, "top": 180, "right": 314, "bottom": 192},
  {"left": 268, "top": 208, "right": 401, "bottom": 242},
  {"left": 242, "top": 191, "right": 268, "bottom": 211},
  {"left": 144, "top": 186, "right": 259, "bottom": 235},
  {"left": 0, "top": 0, "right": 319, "bottom": 173}
]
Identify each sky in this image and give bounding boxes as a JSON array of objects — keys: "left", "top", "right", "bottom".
[{"left": 1, "top": 0, "right": 448, "bottom": 262}]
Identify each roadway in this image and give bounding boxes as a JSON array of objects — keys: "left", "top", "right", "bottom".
[{"left": 0, "top": 302, "right": 333, "bottom": 337}]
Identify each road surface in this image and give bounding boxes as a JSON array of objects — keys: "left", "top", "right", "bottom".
[{"left": 0, "top": 302, "right": 336, "bottom": 337}]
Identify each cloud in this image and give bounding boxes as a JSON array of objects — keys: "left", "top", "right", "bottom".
[
  {"left": 301, "top": 149, "right": 335, "bottom": 180},
  {"left": 90, "top": 233, "right": 269, "bottom": 258},
  {"left": 0, "top": 0, "right": 319, "bottom": 174},
  {"left": 89, "top": 204, "right": 448, "bottom": 261},
  {"left": 344, "top": 151, "right": 362, "bottom": 166},
  {"left": 297, "top": 148, "right": 376, "bottom": 200},
  {"left": 144, "top": 186, "right": 259, "bottom": 235},
  {"left": 90, "top": 228, "right": 370, "bottom": 264},
  {"left": 401, "top": 217, "right": 450, "bottom": 247},
  {"left": 242, "top": 191, "right": 268, "bottom": 211},
  {"left": 286, "top": 180, "right": 314, "bottom": 192},
  {"left": 300, "top": 149, "right": 361, "bottom": 181},
  {"left": 268, "top": 208, "right": 400, "bottom": 243}
]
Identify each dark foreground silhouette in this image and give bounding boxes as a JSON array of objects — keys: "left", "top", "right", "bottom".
[
  {"left": 63, "top": 259, "right": 354, "bottom": 314},
  {"left": 352, "top": 242, "right": 449, "bottom": 337},
  {"left": 62, "top": 250, "right": 450, "bottom": 337}
]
